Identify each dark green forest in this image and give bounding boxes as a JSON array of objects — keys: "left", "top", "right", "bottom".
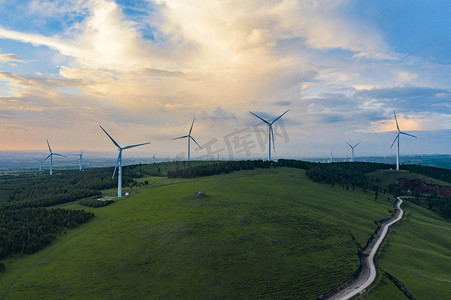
[
  {"left": 0, "top": 167, "right": 140, "bottom": 207},
  {"left": 0, "top": 207, "right": 93, "bottom": 259},
  {"left": 0, "top": 166, "right": 145, "bottom": 263}
]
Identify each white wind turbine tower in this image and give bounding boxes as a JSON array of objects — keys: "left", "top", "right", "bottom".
[
  {"left": 34, "top": 158, "right": 45, "bottom": 171},
  {"left": 249, "top": 109, "right": 290, "bottom": 161},
  {"left": 346, "top": 141, "right": 360, "bottom": 162},
  {"left": 43, "top": 139, "right": 64, "bottom": 175},
  {"left": 79, "top": 151, "right": 84, "bottom": 171},
  {"left": 172, "top": 118, "right": 202, "bottom": 161},
  {"left": 329, "top": 146, "right": 334, "bottom": 163},
  {"left": 100, "top": 125, "right": 150, "bottom": 197},
  {"left": 390, "top": 111, "right": 417, "bottom": 171}
]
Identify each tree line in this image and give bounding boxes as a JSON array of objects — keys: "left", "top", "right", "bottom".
[
  {"left": 304, "top": 162, "right": 390, "bottom": 190},
  {"left": 297, "top": 160, "right": 451, "bottom": 219},
  {"left": 0, "top": 206, "right": 93, "bottom": 259},
  {"left": 0, "top": 165, "right": 145, "bottom": 264},
  {"left": 167, "top": 160, "right": 271, "bottom": 178},
  {"left": 167, "top": 159, "right": 451, "bottom": 219},
  {"left": 0, "top": 166, "right": 142, "bottom": 208}
]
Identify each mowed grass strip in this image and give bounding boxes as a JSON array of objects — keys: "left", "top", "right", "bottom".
[{"left": 1, "top": 168, "right": 394, "bottom": 299}]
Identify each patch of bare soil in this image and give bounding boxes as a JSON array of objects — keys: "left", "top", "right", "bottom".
[{"left": 396, "top": 178, "right": 451, "bottom": 196}]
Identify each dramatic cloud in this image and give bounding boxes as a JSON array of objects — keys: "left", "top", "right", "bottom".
[
  {"left": 0, "top": 53, "right": 27, "bottom": 62},
  {"left": 355, "top": 87, "right": 451, "bottom": 114},
  {"left": 0, "top": 0, "right": 451, "bottom": 156}
]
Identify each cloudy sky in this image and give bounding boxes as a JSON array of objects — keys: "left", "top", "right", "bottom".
[{"left": 1, "top": 0, "right": 451, "bottom": 160}]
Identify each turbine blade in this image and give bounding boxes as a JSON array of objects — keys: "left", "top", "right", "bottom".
[
  {"left": 271, "top": 109, "right": 290, "bottom": 125},
  {"left": 189, "top": 118, "right": 195, "bottom": 135},
  {"left": 122, "top": 142, "right": 151, "bottom": 150},
  {"left": 172, "top": 135, "right": 189, "bottom": 140},
  {"left": 53, "top": 153, "right": 65, "bottom": 157},
  {"left": 393, "top": 111, "right": 400, "bottom": 132},
  {"left": 400, "top": 131, "right": 417, "bottom": 138},
  {"left": 249, "top": 111, "right": 270, "bottom": 125},
  {"left": 354, "top": 142, "right": 361, "bottom": 148},
  {"left": 112, "top": 152, "right": 120, "bottom": 179},
  {"left": 46, "top": 139, "right": 52, "bottom": 153},
  {"left": 190, "top": 136, "right": 202, "bottom": 149},
  {"left": 346, "top": 141, "right": 352, "bottom": 148},
  {"left": 43, "top": 154, "right": 51, "bottom": 162},
  {"left": 270, "top": 126, "right": 275, "bottom": 152},
  {"left": 390, "top": 134, "right": 399, "bottom": 149},
  {"left": 99, "top": 125, "right": 121, "bottom": 149}
]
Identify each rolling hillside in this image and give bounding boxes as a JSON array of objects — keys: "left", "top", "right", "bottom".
[
  {"left": 0, "top": 165, "right": 449, "bottom": 299},
  {"left": 0, "top": 167, "right": 393, "bottom": 299}
]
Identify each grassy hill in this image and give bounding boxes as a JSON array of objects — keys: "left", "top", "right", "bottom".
[
  {"left": 1, "top": 167, "right": 394, "bottom": 299},
  {"left": 1, "top": 165, "right": 449, "bottom": 299},
  {"left": 366, "top": 200, "right": 451, "bottom": 300}
]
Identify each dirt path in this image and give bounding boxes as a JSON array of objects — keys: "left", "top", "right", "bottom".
[
  {"left": 48, "top": 177, "right": 166, "bottom": 209},
  {"left": 322, "top": 197, "right": 404, "bottom": 300}
]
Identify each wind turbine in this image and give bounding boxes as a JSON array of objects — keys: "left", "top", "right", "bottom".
[
  {"left": 390, "top": 111, "right": 417, "bottom": 171},
  {"left": 100, "top": 125, "right": 150, "bottom": 197},
  {"left": 346, "top": 141, "right": 360, "bottom": 162},
  {"left": 79, "top": 151, "right": 84, "bottom": 171},
  {"left": 249, "top": 109, "right": 290, "bottom": 161},
  {"left": 172, "top": 118, "right": 202, "bottom": 161},
  {"left": 329, "top": 146, "right": 334, "bottom": 163},
  {"left": 44, "top": 139, "right": 64, "bottom": 175},
  {"left": 34, "top": 158, "right": 44, "bottom": 171}
]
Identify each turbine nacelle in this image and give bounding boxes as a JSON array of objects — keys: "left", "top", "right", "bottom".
[
  {"left": 100, "top": 125, "right": 150, "bottom": 197},
  {"left": 346, "top": 141, "right": 360, "bottom": 149},
  {"left": 346, "top": 141, "right": 360, "bottom": 162},
  {"left": 45, "top": 139, "right": 65, "bottom": 175},
  {"left": 249, "top": 109, "right": 290, "bottom": 161},
  {"left": 391, "top": 111, "right": 417, "bottom": 171},
  {"left": 172, "top": 118, "right": 202, "bottom": 161}
]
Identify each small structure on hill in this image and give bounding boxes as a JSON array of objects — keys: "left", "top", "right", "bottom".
[{"left": 196, "top": 191, "right": 206, "bottom": 198}]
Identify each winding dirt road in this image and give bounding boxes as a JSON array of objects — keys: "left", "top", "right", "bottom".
[{"left": 326, "top": 197, "right": 404, "bottom": 300}]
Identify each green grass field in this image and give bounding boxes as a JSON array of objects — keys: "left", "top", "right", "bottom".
[
  {"left": 365, "top": 200, "right": 451, "bottom": 300},
  {"left": 1, "top": 166, "right": 449, "bottom": 299},
  {"left": 0, "top": 167, "right": 395, "bottom": 299}
]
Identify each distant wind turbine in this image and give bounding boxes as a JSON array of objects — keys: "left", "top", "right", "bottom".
[
  {"left": 249, "top": 109, "right": 290, "bottom": 161},
  {"left": 100, "top": 125, "right": 150, "bottom": 197},
  {"left": 329, "top": 146, "right": 334, "bottom": 163},
  {"left": 346, "top": 141, "right": 360, "bottom": 162},
  {"left": 34, "top": 158, "right": 45, "bottom": 171},
  {"left": 79, "top": 151, "right": 84, "bottom": 171},
  {"left": 172, "top": 118, "right": 202, "bottom": 161},
  {"left": 43, "top": 139, "right": 64, "bottom": 175},
  {"left": 390, "top": 111, "right": 417, "bottom": 171}
]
